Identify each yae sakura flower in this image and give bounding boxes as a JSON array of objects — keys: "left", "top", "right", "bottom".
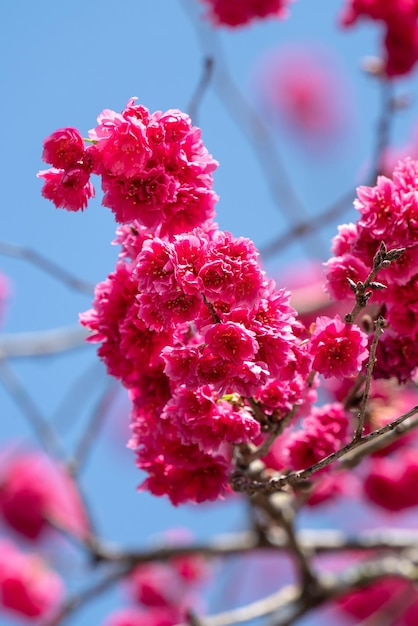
[
  {"left": 38, "top": 166, "right": 94, "bottom": 212},
  {"left": 42, "top": 127, "right": 85, "bottom": 170},
  {"left": 308, "top": 315, "right": 369, "bottom": 379}
]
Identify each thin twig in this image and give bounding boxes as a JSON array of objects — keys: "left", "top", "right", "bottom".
[
  {"left": 373, "top": 78, "right": 394, "bottom": 179},
  {"left": 40, "top": 563, "right": 134, "bottom": 626},
  {"left": 342, "top": 410, "right": 418, "bottom": 467},
  {"left": 67, "top": 378, "right": 120, "bottom": 476},
  {"left": 231, "top": 403, "right": 418, "bottom": 495},
  {"left": 0, "top": 241, "right": 95, "bottom": 294},
  {"left": 0, "top": 355, "right": 66, "bottom": 459},
  {"left": 259, "top": 187, "right": 355, "bottom": 260},
  {"left": 188, "top": 56, "right": 214, "bottom": 124},
  {"left": 354, "top": 315, "right": 386, "bottom": 441},
  {"left": 345, "top": 242, "right": 405, "bottom": 324}
]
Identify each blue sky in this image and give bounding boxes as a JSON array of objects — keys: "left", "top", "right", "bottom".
[{"left": 1, "top": 1, "right": 418, "bottom": 624}]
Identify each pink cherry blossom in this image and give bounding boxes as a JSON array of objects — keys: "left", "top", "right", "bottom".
[
  {"left": 0, "top": 449, "right": 89, "bottom": 540},
  {"left": 254, "top": 45, "right": 351, "bottom": 150},
  {"left": 308, "top": 315, "right": 369, "bottom": 379},
  {"left": 42, "top": 127, "right": 85, "bottom": 170},
  {"left": 0, "top": 540, "right": 63, "bottom": 618},
  {"left": 38, "top": 166, "right": 94, "bottom": 212},
  {"left": 162, "top": 385, "right": 260, "bottom": 449},
  {"left": 364, "top": 450, "right": 418, "bottom": 511}
]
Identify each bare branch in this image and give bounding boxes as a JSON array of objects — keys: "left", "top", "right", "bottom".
[
  {"left": 188, "top": 56, "right": 214, "bottom": 124},
  {"left": 0, "top": 240, "right": 95, "bottom": 295},
  {"left": 354, "top": 315, "right": 386, "bottom": 440},
  {"left": 0, "top": 325, "right": 90, "bottom": 358},
  {"left": 0, "top": 355, "right": 66, "bottom": 459},
  {"left": 231, "top": 403, "right": 418, "bottom": 495}
]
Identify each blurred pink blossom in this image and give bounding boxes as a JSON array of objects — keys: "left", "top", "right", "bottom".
[{"left": 253, "top": 44, "right": 353, "bottom": 151}]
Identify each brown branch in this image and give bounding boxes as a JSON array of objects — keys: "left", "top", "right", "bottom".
[
  {"left": 354, "top": 315, "right": 386, "bottom": 441},
  {"left": 231, "top": 403, "right": 418, "bottom": 495},
  {"left": 345, "top": 242, "right": 405, "bottom": 324}
]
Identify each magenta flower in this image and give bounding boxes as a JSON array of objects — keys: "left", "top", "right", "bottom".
[
  {"left": 0, "top": 450, "right": 89, "bottom": 541},
  {"left": 38, "top": 166, "right": 94, "bottom": 211},
  {"left": 42, "top": 126, "right": 85, "bottom": 170},
  {"left": 199, "top": 0, "right": 291, "bottom": 27},
  {"left": 364, "top": 450, "right": 418, "bottom": 511},
  {"left": 0, "top": 541, "right": 63, "bottom": 618},
  {"left": 309, "top": 315, "right": 369, "bottom": 379}
]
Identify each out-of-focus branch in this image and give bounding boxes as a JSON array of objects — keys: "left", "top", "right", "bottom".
[
  {"left": 87, "top": 527, "right": 418, "bottom": 565},
  {"left": 188, "top": 56, "right": 214, "bottom": 124},
  {"left": 37, "top": 525, "right": 418, "bottom": 626},
  {"left": 67, "top": 378, "right": 121, "bottom": 476},
  {"left": 40, "top": 563, "right": 134, "bottom": 626},
  {"left": 184, "top": 555, "right": 418, "bottom": 626},
  {"left": 0, "top": 241, "right": 95, "bottom": 294},
  {"left": 373, "top": 78, "right": 394, "bottom": 179},
  {"left": 259, "top": 186, "right": 355, "bottom": 260},
  {"left": 0, "top": 325, "right": 90, "bottom": 357},
  {"left": 0, "top": 355, "right": 66, "bottom": 459}
]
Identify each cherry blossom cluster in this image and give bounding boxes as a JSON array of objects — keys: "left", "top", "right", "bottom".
[
  {"left": 198, "top": 0, "right": 292, "bottom": 27},
  {"left": 340, "top": 0, "right": 418, "bottom": 76},
  {"left": 325, "top": 158, "right": 418, "bottom": 383},
  {"left": 39, "top": 98, "right": 218, "bottom": 236},
  {"left": 39, "top": 98, "right": 373, "bottom": 506}
]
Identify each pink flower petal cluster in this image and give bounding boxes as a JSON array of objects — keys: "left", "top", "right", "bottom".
[
  {"left": 0, "top": 449, "right": 89, "bottom": 541},
  {"left": 325, "top": 158, "right": 418, "bottom": 383},
  {"left": 0, "top": 540, "right": 63, "bottom": 619},
  {"left": 308, "top": 315, "right": 369, "bottom": 379},
  {"left": 340, "top": 0, "right": 418, "bottom": 76},
  {"left": 199, "top": 0, "right": 292, "bottom": 27},
  {"left": 39, "top": 99, "right": 219, "bottom": 237},
  {"left": 38, "top": 127, "right": 95, "bottom": 211}
]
